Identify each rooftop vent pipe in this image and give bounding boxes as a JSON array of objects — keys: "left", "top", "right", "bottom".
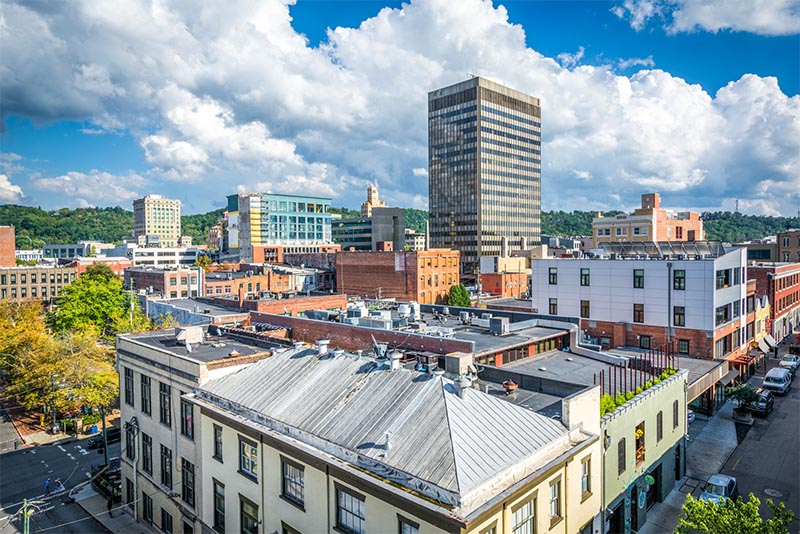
[
  {"left": 315, "top": 339, "right": 330, "bottom": 356},
  {"left": 292, "top": 341, "right": 304, "bottom": 350},
  {"left": 389, "top": 350, "right": 403, "bottom": 371},
  {"left": 455, "top": 375, "right": 472, "bottom": 399}
]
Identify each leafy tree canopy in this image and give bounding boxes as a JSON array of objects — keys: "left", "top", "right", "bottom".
[
  {"left": 676, "top": 493, "right": 793, "bottom": 534},
  {"left": 195, "top": 254, "right": 213, "bottom": 272},
  {"left": 448, "top": 284, "right": 472, "bottom": 307}
]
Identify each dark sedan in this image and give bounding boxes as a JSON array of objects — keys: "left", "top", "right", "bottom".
[
  {"left": 746, "top": 388, "right": 774, "bottom": 416},
  {"left": 87, "top": 426, "right": 121, "bottom": 449}
]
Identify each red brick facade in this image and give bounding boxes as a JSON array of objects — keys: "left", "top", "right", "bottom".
[
  {"left": 0, "top": 226, "right": 15, "bottom": 268},
  {"left": 582, "top": 319, "right": 716, "bottom": 358},
  {"left": 750, "top": 263, "right": 800, "bottom": 341},
  {"left": 480, "top": 272, "right": 529, "bottom": 299}
]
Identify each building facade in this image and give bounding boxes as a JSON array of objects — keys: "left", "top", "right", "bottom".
[
  {"left": 360, "top": 183, "right": 387, "bottom": 217},
  {"left": 124, "top": 266, "right": 203, "bottom": 298},
  {"left": 592, "top": 194, "right": 704, "bottom": 249},
  {"left": 428, "top": 77, "right": 541, "bottom": 276},
  {"left": 777, "top": 229, "right": 800, "bottom": 263},
  {"left": 0, "top": 265, "right": 78, "bottom": 303},
  {"left": 531, "top": 243, "right": 749, "bottom": 359},
  {"left": 133, "top": 195, "right": 182, "bottom": 248},
  {"left": 225, "top": 193, "right": 333, "bottom": 263},
  {"left": 0, "top": 226, "right": 15, "bottom": 267},
  {"left": 336, "top": 249, "right": 460, "bottom": 304},
  {"left": 332, "top": 207, "right": 406, "bottom": 252},
  {"left": 749, "top": 262, "right": 800, "bottom": 342},
  {"left": 405, "top": 229, "right": 426, "bottom": 251}
]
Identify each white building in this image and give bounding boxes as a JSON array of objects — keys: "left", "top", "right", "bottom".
[
  {"left": 15, "top": 249, "right": 43, "bottom": 263},
  {"left": 531, "top": 242, "right": 749, "bottom": 359},
  {"left": 108, "top": 243, "right": 203, "bottom": 268}
]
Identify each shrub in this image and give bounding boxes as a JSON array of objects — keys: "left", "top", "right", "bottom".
[
  {"left": 645, "top": 380, "right": 653, "bottom": 389},
  {"left": 615, "top": 393, "right": 627, "bottom": 407},
  {"left": 625, "top": 391, "right": 634, "bottom": 401},
  {"left": 82, "top": 413, "right": 101, "bottom": 425},
  {"left": 653, "top": 377, "right": 661, "bottom": 384},
  {"left": 600, "top": 393, "right": 616, "bottom": 417},
  {"left": 661, "top": 371, "right": 670, "bottom": 380},
  {"left": 667, "top": 366, "right": 677, "bottom": 375},
  {"left": 635, "top": 387, "right": 643, "bottom": 395}
]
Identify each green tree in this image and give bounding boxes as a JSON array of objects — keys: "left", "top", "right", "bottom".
[
  {"left": 195, "top": 254, "right": 213, "bottom": 272},
  {"left": 448, "top": 284, "right": 472, "bottom": 307},
  {"left": 725, "top": 384, "right": 759, "bottom": 407},
  {"left": 676, "top": 493, "right": 793, "bottom": 534}
]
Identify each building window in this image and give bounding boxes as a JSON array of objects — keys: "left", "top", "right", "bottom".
[
  {"left": 143, "top": 493, "right": 153, "bottom": 524},
  {"left": 580, "top": 300, "right": 590, "bottom": 318},
  {"left": 639, "top": 334, "right": 651, "bottom": 350},
  {"left": 549, "top": 298, "right": 558, "bottom": 315},
  {"left": 549, "top": 478, "right": 562, "bottom": 523},
  {"left": 673, "top": 399, "right": 679, "bottom": 429},
  {"left": 618, "top": 438, "right": 626, "bottom": 475},
  {"left": 159, "top": 382, "right": 171, "bottom": 427},
  {"left": 580, "top": 268, "right": 590, "bottom": 286},
  {"left": 160, "top": 445, "right": 172, "bottom": 489},
  {"left": 213, "top": 424, "right": 223, "bottom": 461},
  {"left": 336, "top": 485, "right": 366, "bottom": 534},
  {"left": 633, "top": 303, "right": 644, "bottom": 323},
  {"left": 125, "top": 477, "right": 134, "bottom": 506},
  {"left": 512, "top": 499, "right": 534, "bottom": 534},
  {"left": 633, "top": 269, "right": 644, "bottom": 289},
  {"left": 161, "top": 508, "right": 173, "bottom": 534},
  {"left": 581, "top": 457, "right": 591, "bottom": 496},
  {"left": 398, "top": 515, "right": 420, "bottom": 534},
  {"left": 213, "top": 480, "right": 225, "bottom": 533},
  {"left": 653, "top": 409, "right": 663, "bottom": 443},
  {"left": 141, "top": 375, "right": 151, "bottom": 416},
  {"left": 673, "top": 268, "right": 686, "bottom": 290},
  {"left": 674, "top": 306, "right": 686, "bottom": 327},
  {"left": 240, "top": 496, "right": 259, "bottom": 534},
  {"left": 180, "top": 398, "right": 194, "bottom": 440},
  {"left": 281, "top": 457, "right": 304, "bottom": 508},
  {"left": 142, "top": 433, "right": 153, "bottom": 474},
  {"left": 239, "top": 438, "right": 258, "bottom": 480},
  {"left": 124, "top": 368, "right": 134, "bottom": 406},
  {"left": 716, "top": 269, "right": 731, "bottom": 289},
  {"left": 125, "top": 425, "right": 135, "bottom": 460},
  {"left": 181, "top": 458, "right": 195, "bottom": 508},
  {"left": 548, "top": 267, "right": 557, "bottom": 285}
]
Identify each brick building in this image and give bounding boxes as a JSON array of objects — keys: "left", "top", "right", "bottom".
[
  {"left": 205, "top": 270, "right": 287, "bottom": 297},
  {"left": 0, "top": 265, "right": 78, "bottom": 303},
  {"left": 124, "top": 266, "right": 203, "bottom": 298},
  {"left": 335, "top": 249, "right": 460, "bottom": 304},
  {"left": 777, "top": 229, "right": 800, "bottom": 263},
  {"left": 749, "top": 262, "right": 800, "bottom": 342},
  {"left": 0, "top": 226, "right": 15, "bottom": 267},
  {"left": 592, "top": 193, "right": 704, "bottom": 248},
  {"left": 251, "top": 243, "right": 341, "bottom": 264},
  {"left": 532, "top": 242, "right": 748, "bottom": 360},
  {"left": 70, "top": 257, "right": 133, "bottom": 277}
]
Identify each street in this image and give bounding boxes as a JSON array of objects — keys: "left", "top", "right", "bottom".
[
  {"left": 720, "top": 359, "right": 800, "bottom": 532},
  {"left": 0, "top": 437, "right": 120, "bottom": 533}
]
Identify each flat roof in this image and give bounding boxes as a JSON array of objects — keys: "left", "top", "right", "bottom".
[
  {"left": 156, "top": 299, "right": 247, "bottom": 318},
  {"left": 125, "top": 329, "right": 269, "bottom": 363},
  {"left": 478, "top": 379, "right": 564, "bottom": 419},
  {"left": 503, "top": 349, "right": 610, "bottom": 387}
]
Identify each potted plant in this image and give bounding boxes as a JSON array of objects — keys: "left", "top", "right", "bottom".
[{"left": 725, "top": 384, "right": 757, "bottom": 423}]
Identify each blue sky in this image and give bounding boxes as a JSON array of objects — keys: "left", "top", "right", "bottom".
[{"left": 1, "top": 0, "right": 799, "bottom": 216}]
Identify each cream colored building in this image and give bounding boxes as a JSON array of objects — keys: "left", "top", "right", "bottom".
[
  {"left": 133, "top": 195, "right": 183, "bottom": 248},
  {"left": 191, "top": 348, "right": 602, "bottom": 534}
]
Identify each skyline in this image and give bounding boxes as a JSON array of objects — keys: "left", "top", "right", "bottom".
[{"left": 1, "top": 0, "right": 799, "bottom": 216}]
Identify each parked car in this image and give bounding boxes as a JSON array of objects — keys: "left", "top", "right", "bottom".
[
  {"left": 745, "top": 388, "right": 774, "bottom": 416},
  {"left": 700, "top": 474, "right": 738, "bottom": 504},
  {"left": 762, "top": 367, "right": 793, "bottom": 395},
  {"left": 87, "top": 426, "right": 121, "bottom": 449},
  {"left": 779, "top": 354, "right": 800, "bottom": 375}
]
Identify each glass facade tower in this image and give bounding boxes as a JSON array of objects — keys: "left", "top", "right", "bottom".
[{"left": 428, "top": 77, "right": 541, "bottom": 276}]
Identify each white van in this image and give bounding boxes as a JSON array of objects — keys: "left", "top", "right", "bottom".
[{"left": 763, "top": 367, "right": 792, "bottom": 395}]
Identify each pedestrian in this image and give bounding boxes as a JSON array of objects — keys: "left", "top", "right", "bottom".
[
  {"left": 44, "top": 478, "right": 51, "bottom": 495},
  {"left": 107, "top": 497, "right": 113, "bottom": 517}
]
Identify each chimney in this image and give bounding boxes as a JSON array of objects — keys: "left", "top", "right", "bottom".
[
  {"left": 315, "top": 339, "right": 330, "bottom": 356},
  {"left": 389, "top": 350, "right": 403, "bottom": 371},
  {"left": 455, "top": 375, "right": 472, "bottom": 399}
]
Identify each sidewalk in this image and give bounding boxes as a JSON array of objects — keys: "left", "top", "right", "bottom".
[
  {"left": 639, "top": 400, "right": 739, "bottom": 534},
  {"left": 72, "top": 485, "right": 150, "bottom": 534}
]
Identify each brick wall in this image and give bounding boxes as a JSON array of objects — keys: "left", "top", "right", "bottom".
[
  {"left": 250, "top": 312, "right": 473, "bottom": 354},
  {"left": 0, "top": 227, "right": 14, "bottom": 268},
  {"left": 583, "top": 319, "right": 716, "bottom": 359}
]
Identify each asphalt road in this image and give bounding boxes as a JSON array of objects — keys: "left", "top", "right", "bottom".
[
  {"left": 721, "top": 360, "right": 800, "bottom": 532},
  {"left": 0, "top": 401, "right": 21, "bottom": 455},
  {"left": 0, "top": 437, "right": 120, "bottom": 533}
]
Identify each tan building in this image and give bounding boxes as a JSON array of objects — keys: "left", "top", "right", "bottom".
[
  {"left": 592, "top": 193, "right": 703, "bottom": 248},
  {"left": 336, "top": 249, "right": 460, "bottom": 304},
  {"left": 133, "top": 195, "right": 182, "bottom": 247},
  {"left": 192, "top": 347, "right": 601, "bottom": 534},
  {"left": 0, "top": 265, "right": 78, "bottom": 303},
  {"left": 0, "top": 226, "right": 15, "bottom": 267},
  {"left": 777, "top": 229, "right": 800, "bottom": 263},
  {"left": 360, "top": 183, "right": 387, "bottom": 217}
]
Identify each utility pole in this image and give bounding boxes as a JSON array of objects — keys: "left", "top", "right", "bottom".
[{"left": 129, "top": 278, "right": 135, "bottom": 328}]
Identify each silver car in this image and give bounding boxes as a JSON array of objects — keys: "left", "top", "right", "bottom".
[
  {"left": 699, "top": 474, "right": 738, "bottom": 504},
  {"left": 779, "top": 354, "right": 800, "bottom": 375}
]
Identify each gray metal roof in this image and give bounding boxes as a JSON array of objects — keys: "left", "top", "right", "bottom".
[{"left": 199, "top": 349, "right": 579, "bottom": 509}]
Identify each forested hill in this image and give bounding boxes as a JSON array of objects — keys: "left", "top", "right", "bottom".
[{"left": 1, "top": 204, "right": 798, "bottom": 247}]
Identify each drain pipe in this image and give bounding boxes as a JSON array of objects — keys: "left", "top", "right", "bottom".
[{"left": 667, "top": 262, "right": 673, "bottom": 352}]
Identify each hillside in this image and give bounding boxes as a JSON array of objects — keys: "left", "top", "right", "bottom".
[{"left": 1, "top": 204, "right": 797, "bottom": 248}]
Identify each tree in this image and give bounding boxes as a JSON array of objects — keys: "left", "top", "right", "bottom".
[
  {"left": 448, "top": 284, "right": 472, "bottom": 307},
  {"left": 676, "top": 493, "right": 794, "bottom": 534},
  {"left": 195, "top": 254, "right": 213, "bottom": 272},
  {"left": 725, "top": 384, "right": 759, "bottom": 407}
]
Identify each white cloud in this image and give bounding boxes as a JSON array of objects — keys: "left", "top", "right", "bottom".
[
  {"left": 618, "top": 55, "right": 655, "bottom": 70},
  {"left": 29, "top": 170, "right": 147, "bottom": 207},
  {"left": 613, "top": 0, "right": 800, "bottom": 36},
  {"left": 0, "top": 0, "right": 798, "bottom": 216},
  {"left": 0, "top": 174, "right": 24, "bottom": 203}
]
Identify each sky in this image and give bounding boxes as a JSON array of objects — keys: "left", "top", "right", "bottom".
[{"left": 1, "top": 0, "right": 799, "bottom": 216}]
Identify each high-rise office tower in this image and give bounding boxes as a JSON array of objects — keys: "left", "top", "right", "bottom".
[
  {"left": 428, "top": 77, "right": 541, "bottom": 276},
  {"left": 133, "top": 194, "right": 182, "bottom": 247}
]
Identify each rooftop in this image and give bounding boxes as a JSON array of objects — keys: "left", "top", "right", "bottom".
[
  {"left": 503, "top": 349, "right": 613, "bottom": 388},
  {"left": 153, "top": 298, "right": 247, "bottom": 318},
  {"left": 123, "top": 328, "right": 268, "bottom": 364},
  {"left": 197, "top": 348, "right": 589, "bottom": 516},
  {"left": 598, "top": 240, "right": 728, "bottom": 259}
]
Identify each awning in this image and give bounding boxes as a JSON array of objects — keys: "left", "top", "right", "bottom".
[
  {"left": 764, "top": 333, "right": 777, "bottom": 348},
  {"left": 758, "top": 339, "right": 771, "bottom": 354},
  {"left": 719, "top": 368, "right": 739, "bottom": 385}
]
